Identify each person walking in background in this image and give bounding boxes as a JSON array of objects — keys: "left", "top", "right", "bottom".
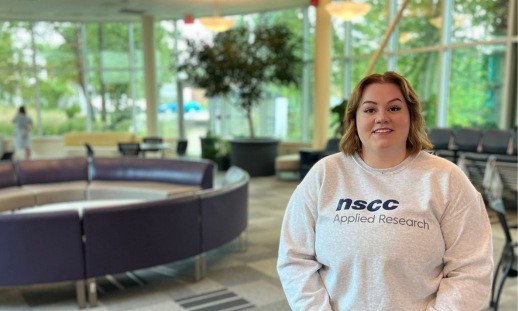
[
  {"left": 277, "top": 71, "right": 493, "bottom": 310},
  {"left": 12, "top": 106, "right": 33, "bottom": 160}
]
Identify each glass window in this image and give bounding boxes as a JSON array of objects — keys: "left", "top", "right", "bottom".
[
  {"left": 34, "top": 22, "right": 79, "bottom": 70},
  {"left": 398, "top": 52, "right": 439, "bottom": 127},
  {"left": 398, "top": 0, "right": 441, "bottom": 49},
  {"left": 351, "top": 56, "right": 387, "bottom": 86},
  {"left": 352, "top": 0, "right": 388, "bottom": 56},
  {"left": 452, "top": 0, "right": 509, "bottom": 42},
  {"left": 448, "top": 45, "right": 506, "bottom": 128}
]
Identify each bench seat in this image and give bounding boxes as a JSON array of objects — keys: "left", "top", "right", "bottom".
[
  {"left": 87, "top": 181, "right": 201, "bottom": 200},
  {"left": 0, "top": 187, "right": 36, "bottom": 212},
  {"left": 21, "top": 181, "right": 88, "bottom": 205}
]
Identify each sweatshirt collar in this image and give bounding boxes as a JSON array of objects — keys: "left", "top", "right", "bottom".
[{"left": 352, "top": 151, "right": 420, "bottom": 175}]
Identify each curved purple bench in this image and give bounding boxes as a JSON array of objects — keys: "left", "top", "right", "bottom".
[{"left": 0, "top": 158, "right": 250, "bottom": 309}]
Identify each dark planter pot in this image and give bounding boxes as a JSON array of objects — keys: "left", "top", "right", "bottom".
[
  {"left": 200, "top": 137, "right": 218, "bottom": 161},
  {"left": 230, "top": 138, "right": 279, "bottom": 177}
]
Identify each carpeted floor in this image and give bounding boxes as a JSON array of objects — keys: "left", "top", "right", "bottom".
[{"left": 0, "top": 175, "right": 516, "bottom": 310}]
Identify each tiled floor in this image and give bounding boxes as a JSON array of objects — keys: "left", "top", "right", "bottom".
[{"left": 0, "top": 175, "right": 516, "bottom": 310}]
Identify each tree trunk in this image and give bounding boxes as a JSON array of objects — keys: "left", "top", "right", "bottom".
[
  {"left": 98, "top": 23, "right": 107, "bottom": 126},
  {"left": 246, "top": 109, "right": 255, "bottom": 138}
]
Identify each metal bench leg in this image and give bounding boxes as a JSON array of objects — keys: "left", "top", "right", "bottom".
[
  {"left": 237, "top": 231, "right": 248, "bottom": 252},
  {"left": 75, "top": 280, "right": 86, "bottom": 309},
  {"left": 87, "top": 277, "right": 98, "bottom": 307},
  {"left": 194, "top": 253, "right": 206, "bottom": 281}
]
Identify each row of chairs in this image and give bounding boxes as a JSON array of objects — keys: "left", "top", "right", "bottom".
[
  {"left": 118, "top": 137, "right": 187, "bottom": 157},
  {"left": 429, "top": 128, "right": 517, "bottom": 163},
  {"left": 481, "top": 155, "right": 517, "bottom": 311}
]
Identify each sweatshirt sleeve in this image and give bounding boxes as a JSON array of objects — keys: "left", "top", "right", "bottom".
[
  {"left": 277, "top": 168, "right": 333, "bottom": 311},
  {"left": 429, "top": 168, "right": 493, "bottom": 311}
]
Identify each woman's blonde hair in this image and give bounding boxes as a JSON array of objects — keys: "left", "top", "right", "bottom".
[{"left": 339, "top": 71, "right": 432, "bottom": 155}]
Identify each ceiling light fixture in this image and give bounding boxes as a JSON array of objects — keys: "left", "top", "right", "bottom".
[
  {"left": 199, "top": 1, "right": 235, "bottom": 32},
  {"left": 326, "top": 1, "right": 372, "bottom": 21}
]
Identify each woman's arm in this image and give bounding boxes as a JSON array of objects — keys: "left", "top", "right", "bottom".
[
  {"left": 429, "top": 171, "right": 493, "bottom": 310},
  {"left": 277, "top": 182, "right": 333, "bottom": 311}
]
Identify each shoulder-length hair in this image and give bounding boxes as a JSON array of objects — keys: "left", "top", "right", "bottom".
[{"left": 339, "top": 71, "right": 432, "bottom": 155}]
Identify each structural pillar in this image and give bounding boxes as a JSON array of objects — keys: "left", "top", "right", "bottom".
[
  {"left": 142, "top": 16, "right": 158, "bottom": 136},
  {"left": 313, "top": 0, "right": 332, "bottom": 149}
]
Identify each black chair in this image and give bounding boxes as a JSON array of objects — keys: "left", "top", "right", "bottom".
[
  {"left": 0, "top": 151, "right": 14, "bottom": 161},
  {"left": 429, "top": 128, "right": 455, "bottom": 161},
  {"left": 489, "top": 198, "right": 517, "bottom": 311},
  {"left": 454, "top": 128, "right": 483, "bottom": 159},
  {"left": 118, "top": 142, "right": 140, "bottom": 157},
  {"left": 176, "top": 139, "right": 188, "bottom": 156},
  {"left": 84, "top": 143, "right": 94, "bottom": 159},
  {"left": 142, "top": 136, "right": 163, "bottom": 152},
  {"left": 299, "top": 138, "right": 340, "bottom": 179},
  {"left": 458, "top": 130, "right": 511, "bottom": 194}
]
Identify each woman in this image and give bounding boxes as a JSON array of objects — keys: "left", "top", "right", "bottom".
[
  {"left": 12, "top": 106, "right": 33, "bottom": 160},
  {"left": 277, "top": 72, "right": 492, "bottom": 310}
]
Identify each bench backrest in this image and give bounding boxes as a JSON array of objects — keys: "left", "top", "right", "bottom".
[
  {"left": 16, "top": 158, "right": 88, "bottom": 185},
  {"left": 91, "top": 157, "right": 213, "bottom": 189},
  {"left": 82, "top": 196, "right": 201, "bottom": 277},
  {"left": 199, "top": 167, "right": 249, "bottom": 252},
  {"left": 0, "top": 161, "right": 18, "bottom": 189},
  {"left": 0, "top": 210, "right": 84, "bottom": 285}
]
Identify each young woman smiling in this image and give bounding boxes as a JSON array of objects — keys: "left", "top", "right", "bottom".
[{"left": 277, "top": 72, "right": 492, "bottom": 311}]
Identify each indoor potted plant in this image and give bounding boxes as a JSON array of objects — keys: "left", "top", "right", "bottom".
[{"left": 179, "top": 24, "right": 300, "bottom": 176}]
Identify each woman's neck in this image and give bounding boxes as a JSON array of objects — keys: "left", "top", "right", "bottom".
[{"left": 360, "top": 149, "right": 409, "bottom": 169}]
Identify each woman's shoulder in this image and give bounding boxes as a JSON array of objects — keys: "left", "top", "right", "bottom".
[{"left": 414, "top": 151, "right": 473, "bottom": 183}]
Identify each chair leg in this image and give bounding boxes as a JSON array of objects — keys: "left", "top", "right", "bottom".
[
  {"left": 494, "top": 262, "right": 513, "bottom": 311},
  {"left": 490, "top": 255, "right": 504, "bottom": 306}
]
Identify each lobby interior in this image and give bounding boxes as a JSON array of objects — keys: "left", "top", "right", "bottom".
[{"left": 0, "top": 0, "right": 517, "bottom": 310}]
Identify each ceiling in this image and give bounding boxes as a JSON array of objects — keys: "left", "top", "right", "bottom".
[{"left": 0, "top": 0, "right": 309, "bottom": 23}]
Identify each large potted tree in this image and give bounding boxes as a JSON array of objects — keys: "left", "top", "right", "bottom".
[{"left": 179, "top": 24, "right": 300, "bottom": 176}]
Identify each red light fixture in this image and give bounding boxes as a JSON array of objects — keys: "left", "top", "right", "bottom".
[
  {"left": 184, "top": 15, "right": 194, "bottom": 24},
  {"left": 310, "top": 0, "right": 319, "bottom": 6}
]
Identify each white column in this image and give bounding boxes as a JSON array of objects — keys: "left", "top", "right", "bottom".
[
  {"left": 313, "top": 0, "right": 332, "bottom": 149},
  {"left": 343, "top": 21, "right": 352, "bottom": 99},
  {"left": 142, "top": 16, "right": 158, "bottom": 136}
]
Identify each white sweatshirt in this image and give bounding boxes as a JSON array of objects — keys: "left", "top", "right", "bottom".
[{"left": 277, "top": 151, "right": 492, "bottom": 311}]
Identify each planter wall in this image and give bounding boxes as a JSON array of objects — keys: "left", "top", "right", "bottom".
[{"left": 230, "top": 138, "right": 279, "bottom": 177}]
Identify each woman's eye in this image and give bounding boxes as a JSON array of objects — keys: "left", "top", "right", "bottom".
[
  {"left": 389, "top": 106, "right": 401, "bottom": 111},
  {"left": 364, "top": 108, "right": 375, "bottom": 113}
]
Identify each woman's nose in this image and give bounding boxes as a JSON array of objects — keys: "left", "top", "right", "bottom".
[{"left": 375, "top": 111, "right": 389, "bottom": 124}]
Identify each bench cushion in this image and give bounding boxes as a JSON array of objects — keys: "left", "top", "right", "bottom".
[
  {"left": 87, "top": 181, "right": 200, "bottom": 200},
  {"left": 0, "top": 187, "right": 36, "bottom": 212},
  {"left": 275, "top": 154, "right": 300, "bottom": 171},
  {"left": 22, "top": 181, "right": 88, "bottom": 205}
]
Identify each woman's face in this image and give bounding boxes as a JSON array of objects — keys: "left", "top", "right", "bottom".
[{"left": 355, "top": 82, "right": 410, "bottom": 158}]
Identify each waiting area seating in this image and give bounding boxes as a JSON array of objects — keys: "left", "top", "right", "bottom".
[
  {"left": 275, "top": 138, "right": 340, "bottom": 180},
  {"left": 0, "top": 157, "right": 249, "bottom": 309},
  {"left": 64, "top": 132, "right": 139, "bottom": 157},
  {"left": 482, "top": 152, "right": 517, "bottom": 311}
]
